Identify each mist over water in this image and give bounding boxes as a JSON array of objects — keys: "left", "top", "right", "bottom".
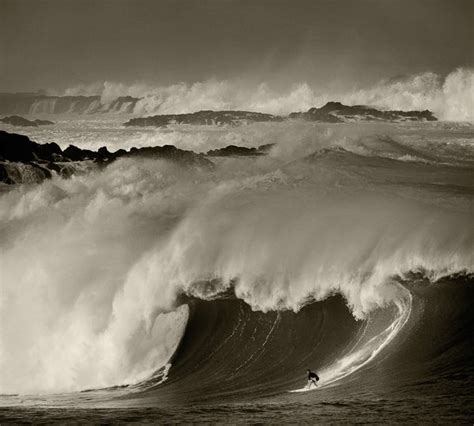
[{"left": 0, "top": 121, "right": 472, "bottom": 395}]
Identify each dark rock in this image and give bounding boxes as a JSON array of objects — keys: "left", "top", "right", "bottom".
[
  {"left": 36, "top": 142, "right": 63, "bottom": 162},
  {"left": 34, "top": 119, "right": 55, "bottom": 125},
  {"left": 125, "top": 103, "right": 437, "bottom": 127},
  {"left": 122, "top": 145, "right": 213, "bottom": 168},
  {"left": 63, "top": 145, "right": 97, "bottom": 161},
  {"left": 0, "top": 162, "right": 50, "bottom": 184},
  {"left": 0, "top": 163, "right": 14, "bottom": 184},
  {"left": 96, "top": 146, "right": 115, "bottom": 162},
  {"left": 0, "top": 115, "right": 39, "bottom": 127},
  {"left": 98, "top": 146, "right": 110, "bottom": 156},
  {"left": 0, "top": 115, "right": 54, "bottom": 127},
  {"left": 114, "top": 149, "right": 127, "bottom": 157},
  {"left": 46, "top": 162, "right": 62, "bottom": 174},
  {"left": 57, "top": 164, "right": 76, "bottom": 179},
  {"left": 207, "top": 143, "right": 275, "bottom": 157},
  {"left": 124, "top": 110, "right": 283, "bottom": 127},
  {"left": 289, "top": 102, "right": 437, "bottom": 122},
  {"left": 0, "top": 130, "right": 214, "bottom": 184},
  {"left": 0, "top": 130, "right": 37, "bottom": 161},
  {"left": 30, "top": 162, "right": 52, "bottom": 179}
]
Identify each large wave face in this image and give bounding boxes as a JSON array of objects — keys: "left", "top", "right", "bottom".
[{"left": 0, "top": 122, "right": 473, "bottom": 396}]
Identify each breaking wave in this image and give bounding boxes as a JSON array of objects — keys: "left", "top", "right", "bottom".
[
  {"left": 0, "top": 123, "right": 472, "bottom": 397},
  {"left": 1, "top": 68, "right": 472, "bottom": 121},
  {"left": 70, "top": 68, "right": 474, "bottom": 121}
]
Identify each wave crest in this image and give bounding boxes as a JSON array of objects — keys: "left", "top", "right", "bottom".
[{"left": 54, "top": 68, "right": 474, "bottom": 121}]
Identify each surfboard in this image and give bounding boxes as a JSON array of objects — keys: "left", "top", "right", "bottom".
[{"left": 289, "top": 384, "right": 319, "bottom": 393}]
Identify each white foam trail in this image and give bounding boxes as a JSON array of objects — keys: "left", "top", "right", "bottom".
[{"left": 317, "top": 285, "right": 412, "bottom": 388}]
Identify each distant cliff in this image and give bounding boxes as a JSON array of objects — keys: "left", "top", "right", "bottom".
[
  {"left": 0, "top": 93, "right": 140, "bottom": 115},
  {"left": 289, "top": 102, "right": 437, "bottom": 123},
  {"left": 124, "top": 110, "right": 283, "bottom": 127}
]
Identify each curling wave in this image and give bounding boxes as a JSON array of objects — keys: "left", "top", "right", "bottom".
[
  {"left": 130, "top": 274, "right": 472, "bottom": 405},
  {"left": 0, "top": 122, "right": 472, "bottom": 397}
]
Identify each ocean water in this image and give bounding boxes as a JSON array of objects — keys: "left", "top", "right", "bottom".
[{"left": 0, "top": 119, "right": 473, "bottom": 423}]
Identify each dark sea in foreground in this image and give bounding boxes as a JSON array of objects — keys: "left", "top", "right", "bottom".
[{"left": 1, "top": 119, "right": 473, "bottom": 423}]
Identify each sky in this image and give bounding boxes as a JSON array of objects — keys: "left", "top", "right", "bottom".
[{"left": 1, "top": 0, "right": 473, "bottom": 93}]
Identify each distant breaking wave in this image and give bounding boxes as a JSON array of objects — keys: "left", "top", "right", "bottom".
[
  {"left": 0, "top": 94, "right": 139, "bottom": 115},
  {"left": 0, "top": 68, "right": 472, "bottom": 121}
]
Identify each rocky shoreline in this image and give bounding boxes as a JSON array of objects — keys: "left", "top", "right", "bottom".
[
  {"left": 0, "top": 99, "right": 439, "bottom": 185},
  {"left": 0, "top": 131, "right": 278, "bottom": 185},
  {"left": 124, "top": 102, "right": 437, "bottom": 127},
  {"left": 0, "top": 130, "right": 215, "bottom": 184},
  {"left": 125, "top": 110, "right": 282, "bottom": 127}
]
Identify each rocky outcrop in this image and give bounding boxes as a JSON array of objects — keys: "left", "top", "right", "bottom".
[
  {"left": 0, "top": 115, "right": 54, "bottom": 127},
  {"left": 0, "top": 162, "right": 55, "bottom": 185},
  {"left": 124, "top": 110, "right": 283, "bottom": 127},
  {"left": 289, "top": 102, "right": 437, "bottom": 123},
  {"left": 126, "top": 145, "right": 214, "bottom": 167},
  {"left": 206, "top": 144, "right": 274, "bottom": 157},
  {"left": 125, "top": 103, "right": 437, "bottom": 127},
  {"left": 0, "top": 131, "right": 80, "bottom": 183},
  {"left": 0, "top": 131, "right": 62, "bottom": 162},
  {"left": 0, "top": 130, "right": 213, "bottom": 184},
  {"left": 33, "top": 118, "right": 55, "bottom": 126}
]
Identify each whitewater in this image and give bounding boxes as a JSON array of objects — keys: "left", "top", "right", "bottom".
[
  {"left": 3, "top": 68, "right": 473, "bottom": 121},
  {"left": 0, "top": 118, "right": 473, "bottom": 422}
]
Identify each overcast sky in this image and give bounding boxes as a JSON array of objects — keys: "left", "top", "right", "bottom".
[{"left": 1, "top": 0, "right": 472, "bottom": 93}]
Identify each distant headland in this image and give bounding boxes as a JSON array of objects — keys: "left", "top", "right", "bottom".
[{"left": 124, "top": 102, "right": 437, "bottom": 127}]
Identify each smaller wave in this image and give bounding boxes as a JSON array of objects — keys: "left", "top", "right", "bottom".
[
  {"left": 2, "top": 69, "right": 471, "bottom": 120},
  {"left": 50, "top": 67, "right": 473, "bottom": 121}
]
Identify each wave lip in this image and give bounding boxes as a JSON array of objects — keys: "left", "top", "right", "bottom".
[{"left": 318, "top": 286, "right": 412, "bottom": 388}]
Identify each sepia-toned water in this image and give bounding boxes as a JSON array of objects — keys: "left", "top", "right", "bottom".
[{"left": 1, "top": 119, "right": 473, "bottom": 423}]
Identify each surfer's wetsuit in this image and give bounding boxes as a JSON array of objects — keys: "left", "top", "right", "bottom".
[{"left": 307, "top": 370, "right": 319, "bottom": 388}]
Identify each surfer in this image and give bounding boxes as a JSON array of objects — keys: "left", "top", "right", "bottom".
[{"left": 306, "top": 369, "right": 319, "bottom": 389}]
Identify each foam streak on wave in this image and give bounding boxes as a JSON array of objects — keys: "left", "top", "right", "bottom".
[{"left": 319, "top": 286, "right": 412, "bottom": 388}]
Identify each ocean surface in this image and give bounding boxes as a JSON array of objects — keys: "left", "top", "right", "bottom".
[{"left": 0, "top": 118, "right": 473, "bottom": 423}]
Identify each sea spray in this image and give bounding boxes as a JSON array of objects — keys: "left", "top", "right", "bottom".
[{"left": 53, "top": 67, "right": 474, "bottom": 121}]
